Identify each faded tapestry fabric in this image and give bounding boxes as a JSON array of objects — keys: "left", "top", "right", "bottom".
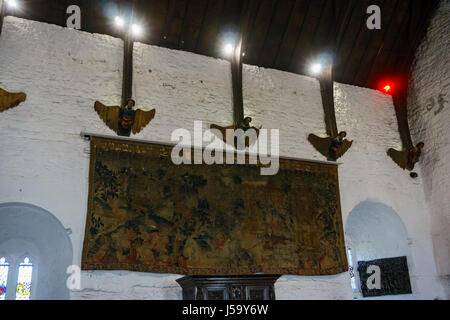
[{"left": 82, "top": 137, "right": 347, "bottom": 275}]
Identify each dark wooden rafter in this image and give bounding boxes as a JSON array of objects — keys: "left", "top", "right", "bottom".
[
  {"left": 306, "top": 0, "right": 330, "bottom": 63},
  {"left": 319, "top": 65, "right": 338, "bottom": 137},
  {"left": 1, "top": 0, "right": 439, "bottom": 94},
  {"left": 121, "top": 0, "right": 138, "bottom": 107},
  {"left": 262, "top": 0, "right": 296, "bottom": 68},
  {"left": 136, "top": 0, "right": 169, "bottom": 45},
  {"left": 288, "top": 0, "right": 325, "bottom": 74},
  {"left": 317, "top": 0, "right": 351, "bottom": 138},
  {"left": 365, "top": 0, "right": 410, "bottom": 88},
  {"left": 392, "top": 87, "right": 413, "bottom": 148},
  {"left": 344, "top": 0, "right": 383, "bottom": 85},
  {"left": 307, "top": 0, "right": 355, "bottom": 161},
  {"left": 195, "top": 0, "right": 226, "bottom": 56},
  {"left": 256, "top": 0, "right": 288, "bottom": 67},
  {"left": 231, "top": 39, "right": 243, "bottom": 125},
  {"left": 0, "top": 0, "right": 4, "bottom": 36},
  {"left": 159, "top": 0, "right": 189, "bottom": 49},
  {"left": 352, "top": 0, "right": 399, "bottom": 85},
  {"left": 386, "top": 1, "right": 437, "bottom": 150},
  {"left": 230, "top": 0, "right": 258, "bottom": 126},
  {"left": 338, "top": 0, "right": 372, "bottom": 85},
  {"left": 274, "top": 0, "right": 310, "bottom": 70},
  {"left": 242, "top": 0, "right": 272, "bottom": 68},
  {"left": 178, "top": 0, "right": 209, "bottom": 51},
  {"left": 387, "top": 0, "right": 421, "bottom": 76},
  {"left": 334, "top": 0, "right": 365, "bottom": 82},
  {"left": 122, "top": 33, "right": 134, "bottom": 107},
  {"left": 382, "top": 1, "right": 413, "bottom": 78},
  {"left": 386, "top": 2, "right": 414, "bottom": 150}
]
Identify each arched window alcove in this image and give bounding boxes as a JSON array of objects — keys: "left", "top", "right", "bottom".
[
  {"left": 0, "top": 203, "right": 73, "bottom": 300},
  {"left": 345, "top": 201, "right": 413, "bottom": 299}
]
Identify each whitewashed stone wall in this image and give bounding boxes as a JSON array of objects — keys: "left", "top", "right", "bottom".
[
  {"left": 0, "top": 16, "right": 446, "bottom": 299},
  {"left": 408, "top": 0, "right": 450, "bottom": 297}
]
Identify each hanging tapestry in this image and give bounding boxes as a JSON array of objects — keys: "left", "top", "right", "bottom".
[{"left": 81, "top": 136, "right": 347, "bottom": 275}]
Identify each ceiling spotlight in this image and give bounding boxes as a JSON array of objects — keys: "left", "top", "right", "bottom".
[
  {"left": 310, "top": 63, "right": 323, "bottom": 75},
  {"left": 131, "top": 24, "right": 143, "bottom": 37},
  {"left": 6, "top": 0, "right": 18, "bottom": 9},
  {"left": 114, "top": 16, "right": 125, "bottom": 28},
  {"left": 224, "top": 43, "right": 234, "bottom": 57}
]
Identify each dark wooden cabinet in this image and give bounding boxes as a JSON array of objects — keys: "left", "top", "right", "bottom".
[{"left": 176, "top": 275, "right": 280, "bottom": 300}]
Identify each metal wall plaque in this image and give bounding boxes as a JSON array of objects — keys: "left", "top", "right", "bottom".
[{"left": 357, "top": 256, "right": 412, "bottom": 297}]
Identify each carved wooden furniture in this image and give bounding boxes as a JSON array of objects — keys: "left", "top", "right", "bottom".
[{"left": 176, "top": 275, "right": 280, "bottom": 300}]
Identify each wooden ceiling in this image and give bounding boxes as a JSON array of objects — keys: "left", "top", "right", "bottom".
[{"left": 3, "top": 0, "right": 440, "bottom": 90}]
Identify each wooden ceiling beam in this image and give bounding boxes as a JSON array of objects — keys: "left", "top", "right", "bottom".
[
  {"left": 178, "top": 0, "right": 209, "bottom": 52},
  {"left": 0, "top": 0, "right": 5, "bottom": 36},
  {"left": 383, "top": 0, "right": 413, "bottom": 80},
  {"left": 274, "top": 0, "right": 310, "bottom": 71},
  {"left": 391, "top": 0, "right": 439, "bottom": 149},
  {"left": 334, "top": 0, "right": 356, "bottom": 51},
  {"left": 138, "top": 0, "right": 169, "bottom": 45},
  {"left": 0, "top": 0, "right": 439, "bottom": 93},
  {"left": 195, "top": 0, "right": 225, "bottom": 56},
  {"left": 365, "top": 0, "right": 410, "bottom": 88},
  {"left": 121, "top": 0, "right": 138, "bottom": 107},
  {"left": 258, "top": 0, "right": 295, "bottom": 68},
  {"left": 288, "top": 0, "right": 325, "bottom": 74},
  {"left": 308, "top": 0, "right": 332, "bottom": 59},
  {"left": 244, "top": 0, "right": 276, "bottom": 67},
  {"left": 317, "top": 0, "right": 349, "bottom": 138},
  {"left": 345, "top": 0, "right": 384, "bottom": 85},
  {"left": 353, "top": 0, "right": 398, "bottom": 86},
  {"left": 159, "top": 0, "right": 189, "bottom": 49},
  {"left": 230, "top": 0, "right": 258, "bottom": 124},
  {"left": 333, "top": 0, "right": 366, "bottom": 84}
]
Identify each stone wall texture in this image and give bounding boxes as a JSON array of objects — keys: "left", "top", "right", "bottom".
[{"left": 408, "top": 0, "right": 450, "bottom": 297}]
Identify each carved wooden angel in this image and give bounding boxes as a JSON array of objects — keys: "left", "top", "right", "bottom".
[
  {"left": 387, "top": 142, "right": 424, "bottom": 171},
  {"left": 0, "top": 87, "right": 26, "bottom": 113},
  {"left": 210, "top": 116, "right": 261, "bottom": 149},
  {"left": 308, "top": 131, "right": 353, "bottom": 161},
  {"left": 94, "top": 99, "right": 155, "bottom": 137}
]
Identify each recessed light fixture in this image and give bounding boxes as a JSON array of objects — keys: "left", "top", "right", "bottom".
[
  {"left": 310, "top": 63, "right": 323, "bottom": 75},
  {"left": 224, "top": 43, "right": 234, "bottom": 57},
  {"left": 131, "top": 23, "right": 143, "bottom": 37},
  {"left": 6, "top": 0, "right": 18, "bottom": 9},
  {"left": 114, "top": 16, "right": 125, "bottom": 28}
]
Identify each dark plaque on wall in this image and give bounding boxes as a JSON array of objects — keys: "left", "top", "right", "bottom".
[
  {"left": 176, "top": 275, "right": 280, "bottom": 300},
  {"left": 357, "top": 256, "right": 412, "bottom": 297}
]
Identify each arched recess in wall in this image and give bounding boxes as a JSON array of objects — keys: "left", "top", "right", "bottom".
[
  {"left": 0, "top": 202, "right": 73, "bottom": 300},
  {"left": 345, "top": 201, "right": 413, "bottom": 298}
]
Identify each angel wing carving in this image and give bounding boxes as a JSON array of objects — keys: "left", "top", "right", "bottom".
[
  {"left": 210, "top": 123, "right": 260, "bottom": 149},
  {"left": 0, "top": 88, "right": 27, "bottom": 113},
  {"left": 308, "top": 133, "right": 353, "bottom": 161},
  {"left": 387, "top": 141, "right": 424, "bottom": 171},
  {"left": 132, "top": 108, "right": 156, "bottom": 134},
  {"left": 94, "top": 101, "right": 155, "bottom": 137},
  {"left": 387, "top": 148, "right": 409, "bottom": 170},
  {"left": 94, "top": 101, "right": 120, "bottom": 132}
]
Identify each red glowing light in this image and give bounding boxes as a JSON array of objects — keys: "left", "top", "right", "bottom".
[{"left": 383, "top": 85, "right": 391, "bottom": 93}]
